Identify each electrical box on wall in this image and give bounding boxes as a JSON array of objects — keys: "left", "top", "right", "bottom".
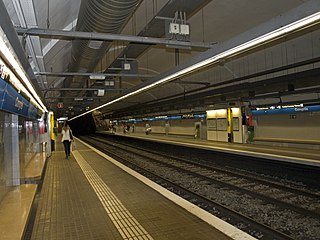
[
  {"left": 123, "top": 63, "right": 131, "bottom": 70},
  {"left": 121, "top": 61, "right": 138, "bottom": 74},
  {"left": 180, "top": 24, "right": 190, "bottom": 35},
  {"left": 96, "top": 89, "right": 105, "bottom": 96},
  {"left": 169, "top": 23, "right": 180, "bottom": 34},
  {"left": 105, "top": 80, "right": 115, "bottom": 87}
]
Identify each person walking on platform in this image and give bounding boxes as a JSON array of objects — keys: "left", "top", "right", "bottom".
[
  {"left": 61, "top": 121, "right": 73, "bottom": 159},
  {"left": 145, "top": 123, "right": 151, "bottom": 135}
]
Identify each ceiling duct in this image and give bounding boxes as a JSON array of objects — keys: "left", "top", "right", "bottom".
[{"left": 65, "top": 0, "right": 141, "bottom": 90}]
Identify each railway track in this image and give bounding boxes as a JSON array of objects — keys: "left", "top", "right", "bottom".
[{"left": 81, "top": 135, "right": 320, "bottom": 240}]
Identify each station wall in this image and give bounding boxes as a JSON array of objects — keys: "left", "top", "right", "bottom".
[
  {"left": 253, "top": 111, "right": 320, "bottom": 149},
  {"left": 114, "top": 117, "right": 207, "bottom": 139},
  {"left": 108, "top": 105, "right": 319, "bottom": 150}
]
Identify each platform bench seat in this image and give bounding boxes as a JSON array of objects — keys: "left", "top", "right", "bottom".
[
  {"left": 149, "top": 131, "right": 165, "bottom": 134},
  {"left": 168, "top": 132, "right": 195, "bottom": 137},
  {"left": 146, "top": 131, "right": 194, "bottom": 137}
]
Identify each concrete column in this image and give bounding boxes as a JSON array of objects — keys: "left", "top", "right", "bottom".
[{"left": 4, "top": 113, "right": 20, "bottom": 186}]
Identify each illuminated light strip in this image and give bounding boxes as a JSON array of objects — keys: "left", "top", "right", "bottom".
[
  {"left": 69, "top": 12, "right": 320, "bottom": 121},
  {"left": 0, "top": 58, "right": 38, "bottom": 105},
  {"left": 0, "top": 31, "right": 47, "bottom": 112}
]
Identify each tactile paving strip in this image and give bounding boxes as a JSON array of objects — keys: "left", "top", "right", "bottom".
[{"left": 73, "top": 150, "right": 154, "bottom": 240}]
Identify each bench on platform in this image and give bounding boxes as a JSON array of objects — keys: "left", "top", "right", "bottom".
[
  {"left": 147, "top": 131, "right": 194, "bottom": 137},
  {"left": 168, "top": 132, "right": 195, "bottom": 137}
]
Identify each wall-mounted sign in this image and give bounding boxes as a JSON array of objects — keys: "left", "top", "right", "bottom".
[
  {"left": 0, "top": 58, "right": 37, "bottom": 119},
  {"left": 0, "top": 77, "right": 37, "bottom": 119},
  {"left": 207, "top": 118, "right": 217, "bottom": 131},
  {"left": 252, "top": 105, "right": 320, "bottom": 115}
]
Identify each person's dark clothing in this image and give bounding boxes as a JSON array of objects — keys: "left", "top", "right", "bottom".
[{"left": 63, "top": 140, "right": 71, "bottom": 158}]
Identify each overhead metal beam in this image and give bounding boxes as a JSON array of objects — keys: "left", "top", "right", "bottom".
[
  {"left": 48, "top": 101, "right": 93, "bottom": 104},
  {"left": 77, "top": 0, "right": 320, "bottom": 120},
  {"left": 45, "top": 88, "right": 124, "bottom": 91},
  {"left": 35, "top": 71, "right": 153, "bottom": 78},
  {"left": 0, "top": 1, "right": 44, "bottom": 100},
  {"left": 116, "top": 0, "right": 320, "bottom": 99},
  {"left": 177, "top": 81, "right": 210, "bottom": 86},
  {"left": 46, "top": 96, "right": 106, "bottom": 99},
  {"left": 15, "top": 27, "right": 213, "bottom": 49}
]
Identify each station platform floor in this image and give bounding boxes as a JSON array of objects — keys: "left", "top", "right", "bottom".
[
  {"left": 24, "top": 138, "right": 255, "bottom": 240},
  {"left": 2, "top": 131, "right": 318, "bottom": 239},
  {"left": 105, "top": 131, "right": 320, "bottom": 167}
]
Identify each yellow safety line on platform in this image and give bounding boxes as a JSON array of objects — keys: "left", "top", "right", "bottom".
[
  {"left": 73, "top": 150, "right": 154, "bottom": 240},
  {"left": 76, "top": 137, "right": 257, "bottom": 240}
]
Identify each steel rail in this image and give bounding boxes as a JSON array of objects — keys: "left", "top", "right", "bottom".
[{"left": 83, "top": 135, "right": 297, "bottom": 240}]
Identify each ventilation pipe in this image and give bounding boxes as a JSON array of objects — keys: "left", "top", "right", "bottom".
[{"left": 66, "top": 0, "right": 141, "bottom": 89}]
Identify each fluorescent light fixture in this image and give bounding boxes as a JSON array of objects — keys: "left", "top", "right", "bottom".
[
  {"left": 69, "top": 11, "right": 320, "bottom": 121},
  {"left": 89, "top": 74, "right": 106, "bottom": 80},
  {"left": 0, "top": 29, "right": 47, "bottom": 112},
  {"left": 57, "top": 117, "right": 68, "bottom": 122},
  {"left": 206, "top": 109, "right": 227, "bottom": 118}
]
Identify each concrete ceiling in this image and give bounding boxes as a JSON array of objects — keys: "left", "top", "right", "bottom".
[{"left": 3, "top": 0, "right": 320, "bottom": 119}]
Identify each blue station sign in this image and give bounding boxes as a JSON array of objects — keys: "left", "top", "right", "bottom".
[
  {"left": 251, "top": 105, "right": 320, "bottom": 115},
  {"left": 0, "top": 62, "right": 37, "bottom": 119}
]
